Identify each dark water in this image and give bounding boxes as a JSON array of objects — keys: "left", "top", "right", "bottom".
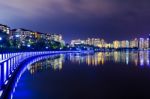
[{"left": 11, "top": 51, "right": 150, "bottom": 99}]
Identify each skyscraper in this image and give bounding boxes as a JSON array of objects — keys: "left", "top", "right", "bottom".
[
  {"left": 130, "top": 38, "right": 138, "bottom": 48},
  {"left": 149, "top": 34, "right": 150, "bottom": 48},
  {"left": 139, "top": 38, "right": 144, "bottom": 49},
  {"left": 113, "top": 40, "right": 120, "bottom": 49},
  {"left": 144, "top": 38, "right": 149, "bottom": 49}
]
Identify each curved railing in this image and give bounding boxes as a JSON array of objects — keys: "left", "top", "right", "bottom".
[
  {"left": 0, "top": 51, "right": 82, "bottom": 98},
  {"left": 9, "top": 54, "right": 61, "bottom": 99}
]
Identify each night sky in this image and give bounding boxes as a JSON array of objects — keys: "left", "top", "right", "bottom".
[{"left": 1, "top": 0, "right": 150, "bottom": 43}]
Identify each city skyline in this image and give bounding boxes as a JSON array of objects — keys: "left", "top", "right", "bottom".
[
  {"left": 0, "top": 23, "right": 150, "bottom": 44},
  {"left": 1, "top": 0, "right": 150, "bottom": 42},
  {"left": 0, "top": 24, "right": 148, "bottom": 52},
  {"left": 0, "top": 23, "right": 150, "bottom": 50}
]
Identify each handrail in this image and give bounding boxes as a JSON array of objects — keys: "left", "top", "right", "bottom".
[{"left": 0, "top": 50, "right": 82, "bottom": 97}]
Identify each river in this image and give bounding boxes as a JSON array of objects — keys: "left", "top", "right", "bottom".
[{"left": 11, "top": 51, "right": 150, "bottom": 99}]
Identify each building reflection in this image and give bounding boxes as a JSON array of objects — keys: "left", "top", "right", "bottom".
[
  {"left": 27, "top": 51, "right": 150, "bottom": 74},
  {"left": 86, "top": 53, "right": 105, "bottom": 66},
  {"left": 67, "top": 51, "right": 150, "bottom": 66},
  {"left": 145, "top": 51, "right": 150, "bottom": 65},
  {"left": 28, "top": 54, "right": 64, "bottom": 74}
]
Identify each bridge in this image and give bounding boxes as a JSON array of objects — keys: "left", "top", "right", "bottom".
[{"left": 0, "top": 51, "right": 91, "bottom": 98}]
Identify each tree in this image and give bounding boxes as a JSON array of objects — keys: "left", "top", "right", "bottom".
[{"left": 0, "top": 31, "right": 10, "bottom": 48}]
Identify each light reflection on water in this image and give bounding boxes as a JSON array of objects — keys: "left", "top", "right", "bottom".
[
  {"left": 67, "top": 51, "right": 149, "bottom": 66},
  {"left": 12, "top": 51, "right": 150, "bottom": 99},
  {"left": 28, "top": 51, "right": 150, "bottom": 74},
  {"left": 28, "top": 55, "right": 64, "bottom": 74},
  {"left": 9, "top": 54, "right": 61, "bottom": 99}
]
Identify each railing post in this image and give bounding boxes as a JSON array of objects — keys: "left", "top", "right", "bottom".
[
  {"left": 3, "top": 62, "right": 7, "bottom": 84},
  {"left": 10, "top": 58, "right": 13, "bottom": 73},
  {"left": 12, "top": 57, "right": 15, "bottom": 71},
  {"left": 0, "top": 63, "right": 2, "bottom": 89},
  {"left": 1, "top": 62, "right": 4, "bottom": 87},
  {"left": 8, "top": 60, "right": 11, "bottom": 77}
]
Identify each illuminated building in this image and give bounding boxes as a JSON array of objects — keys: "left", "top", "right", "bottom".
[
  {"left": 110, "top": 43, "right": 114, "bottom": 48},
  {"left": 38, "top": 32, "right": 46, "bottom": 39},
  {"left": 139, "top": 38, "right": 149, "bottom": 49},
  {"left": 50, "top": 34, "right": 62, "bottom": 42},
  {"left": 93, "top": 38, "right": 101, "bottom": 47},
  {"left": 71, "top": 39, "right": 85, "bottom": 46},
  {"left": 105, "top": 43, "right": 111, "bottom": 48},
  {"left": 139, "top": 38, "right": 144, "bottom": 49},
  {"left": 126, "top": 40, "right": 129, "bottom": 48},
  {"left": 0, "top": 24, "right": 10, "bottom": 35},
  {"left": 130, "top": 38, "right": 138, "bottom": 48},
  {"left": 113, "top": 40, "right": 120, "bottom": 49},
  {"left": 100, "top": 39, "right": 106, "bottom": 48},
  {"left": 121, "top": 40, "right": 126, "bottom": 48},
  {"left": 0, "top": 24, "right": 10, "bottom": 48},
  {"left": 11, "top": 28, "right": 65, "bottom": 49},
  {"left": 88, "top": 38, "right": 106, "bottom": 48},
  {"left": 94, "top": 38, "right": 105, "bottom": 47},
  {"left": 12, "top": 28, "right": 36, "bottom": 48},
  {"left": 72, "top": 38, "right": 106, "bottom": 48},
  {"left": 120, "top": 40, "right": 129, "bottom": 48},
  {"left": 144, "top": 38, "right": 149, "bottom": 49},
  {"left": 85, "top": 38, "right": 92, "bottom": 45}
]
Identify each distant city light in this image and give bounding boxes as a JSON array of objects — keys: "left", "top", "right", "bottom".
[
  {"left": 0, "top": 37, "right": 2, "bottom": 41},
  {"left": 0, "top": 23, "right": 150, "bottom": 50},
  {"left": 15, "top": 35, "right": 20, "bottom": 37},
  {"left": 27, "top": 44, "right": 31, "bottom": 47}
]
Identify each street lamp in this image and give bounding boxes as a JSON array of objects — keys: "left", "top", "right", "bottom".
[
  {"left": 0, "top": 37, "right": 2, "bottom": 41},
  {"left": 27, "top": 44, "right": 31, "bottom": 47},
  {"left": 46, "top": 46, "right": 48, "bottom": 49},
  {"left": 15, "top": 35, "right": 20, "bottom": 38}
]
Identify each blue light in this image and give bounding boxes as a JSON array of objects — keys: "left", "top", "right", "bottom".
[
  {"left": 5, "top": 80, "right": 8, "bottom": 85},
  {"left": 15, "top": 35, "right": 20, "bottom": 38},
  {"left": 27, "top": 44, "right": 31, "bottom": 47},
  {"left": 9, "top": 74, "right": 12, "bottom": 77},
  {"left": 0, "top": 37, "right": 2, "bottom": 41},
  {"left": 0, "top": 90, "right": 3, "bottom": 97}
]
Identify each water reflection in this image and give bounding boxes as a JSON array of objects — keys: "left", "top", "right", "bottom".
[
  {"left": 28, "top": 54, "right": 64, "bottom": 74},
  {"left": 27, "top": 51, "right": 150, "bottom": 74},
  {"left": 67, "top": 51, "right": 150, "bottom": 66},
  {"left": 11, "top": 51, "right": 150, "bottom": 99}
]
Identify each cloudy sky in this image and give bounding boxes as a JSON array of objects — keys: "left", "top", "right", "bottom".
[{"left": 0, "top": 0, "right": 150, "bottom": 42}]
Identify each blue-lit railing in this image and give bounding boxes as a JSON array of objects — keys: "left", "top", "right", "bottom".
[
  {"left": 10, "top": 54, "right": 61, "bottom": 99},
  {"left": 0, "top": 51, "right": 81, "bottom": 97}
]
